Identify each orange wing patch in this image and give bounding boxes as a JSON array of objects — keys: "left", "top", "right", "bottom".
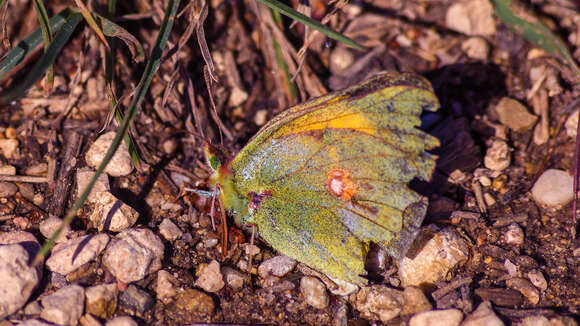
[{"left": 326, "top": 168, "right": 358, "bottom": 201}]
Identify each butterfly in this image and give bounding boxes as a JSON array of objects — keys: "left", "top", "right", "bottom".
[{"left": 206, "top": 72, "right": 439, "bottom": 285}]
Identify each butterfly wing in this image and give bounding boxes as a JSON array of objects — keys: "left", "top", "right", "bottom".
[{"left": 227, "top": 72, "right": 439, "bottom": 284}]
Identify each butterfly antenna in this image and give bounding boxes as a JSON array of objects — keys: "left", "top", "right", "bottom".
[
  {"left": 210, "top": 185, "right": 218, "bottom": 232},
  {"left": 248, "top": 225, "right": 256, "bottom": 276}
]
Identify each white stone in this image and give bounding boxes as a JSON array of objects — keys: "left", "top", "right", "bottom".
[
  {"left": 88, "top": 191, "right": 138, "bottom": 232},
  {"left": 39, "top": 216, "right": 70, "bottom": 243},
  {"left": 105, "top": 316, "right": 138, "bottom": 326},
  {"left": 327, "top": 276, "right": 359, "bottom": 296},
  {"left": 506, "top": 277, "right": 540, "bottom": 304},
  {"left": 158, "top": 218, "right": 182, "bottom": 241},
  {"left": 258, "top": 255, "right": 296, "bottom": 278},
  {"left": 461, "top": 301, "right": 504, "bottom": 326},
  {"left": 156, "top": 270, "right": 179, "bottom": 300},
  {"left": 195, "top": 260, "right": 225, "bottom": 293},
  {"left": 300, "top": 276, "right": 329, "bottom": 309},
  {"left": 330, "top": 47, "right": 355, "bottom": 75},
  {"left": 222, "top": 267, "right": 245, "bottom": 289},
  {"left": 85, "top": 131, "right": 133, "bottom": 177},
  {"left": 102, "top": 228, "right": 164, "bottom": 283},
  {"left": 0, "top": 244, "right": 41, "bottom": 319},
  {"left": 409, "top": 309, "right": 463, "bottom": 326},
  {"left": 353, "top": 285, "right": 405, "bottom": 323},
  {"left": 484, "top": 140, "right": 510, "bottom": 171},
  {"left": 398, "top": 227, "right": 469, "bottom": 287},
  {"left": 46, "top": 234, "right": 109, "bottom": 275},
  {"left": 504, "top": 223, "right": 525, "bottom": 246},
  {"left": 75, "top": 168, "right": 110, "bottom": 203},
  {"left": 565, "top": 109, "right": 579, "bottom": 138},
  {"left": 0, "top": 138, "right": 20, "bottom": 159},
  {"left": 527, "top": 270, "right": 548, "bottom": 292},
  {"left": 531, "top": 169, "right": 574, "bottom": 207},
  {"left": 518, "top": 315, "right": 550, "bottom": 326},
  {"left": 40, "top": 285, "right": 85, "bottom": 326},
  {"left": 461, "top": 37, "right": 489, "bottom": 60},
  {"left": 445, "top": 0, "right": 495, "bottom": 36}
]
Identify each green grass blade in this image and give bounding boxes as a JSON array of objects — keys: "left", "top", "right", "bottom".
[
  {"left": 32, "top": 0, "right": 54, "bottom": 90},
  {"left": 0, "top": 11, "right": 82, "bottom": 104},
  {"left": 33, "top": 0, "right": 181, "bottom": 266},
  {"left": 256, "top": 0, "right": 365, "bottom": 51},
  {"left": 492, "top": 0, "right": 580, "bottom": 77},
  {"left": 0, "top": 8, "right": 72, "bottom": 80}
]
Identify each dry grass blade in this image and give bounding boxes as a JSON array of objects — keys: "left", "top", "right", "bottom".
[
  {"left": 1, "top": 0, "right": 10, "bottom": 49},
  {"left": 194, "top": 0, "right": 218, "bottom": 82},
  {"left": 74, "top": 0, "right": 111, "bottom": 52}
]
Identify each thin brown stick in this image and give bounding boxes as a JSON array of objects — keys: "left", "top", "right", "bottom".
[{"left": 0, "top": 175, "right": 48, "bottom": 183}]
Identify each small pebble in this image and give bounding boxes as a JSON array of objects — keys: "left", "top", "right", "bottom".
[
  {"left": 0, "top": 244, "right": 42, "bottom": 319},
  {"left": 158, "top": 218, "right": 182, "bottom": 241},
  {"left": 401, "top": 286, "right": 432, "bottom": 316},
  {"left": 506, "top": 277, "right": 540, "bottom": 304},
  {"left": 85, "top": 131, "right": 133, "bottom": 177},
  {"left": 565, "top": 109, "right": 579, "bottom": 138},
  {"left": 166, "top": 289, "right": 215, "bottom": 322},
  {"left": 253, "top": 109, "right": 268, "bottom": 126},
  {"left": 461, "top": 37, "right": 489, "bottom": 60},
  {"left": 85, "top": 283, "right": 117, "bottom": 319},
  {"left": 519, "top": 315, "right": 550, "bottom": 326},
  {"left": 119, "top": 285, "right": 154, "bottom": 317},
  {"left": 229, "top": 87, "right": 248, "bottom": 108},
  {"left": 40, "top": 284, "right": 85, "bottom": 326},
  {"left": 330, "top": 47, "right": 355, "bottom": 75},
  {"left": 484, "top": 140, "right": 510, "bottom": 171},
  {"left": 156, "top": 270, "right": 180, "bottom": 300},
  {"left": 409, "top": 309, "right": 463, "bottom": 326},
  {"left": 25, "top": 163, "right": 48, "bottom": 176},
  {"left": 0, "top": 165, "right": 16, "bottom": 175},
  {"left": 527, "top": 270, "right": 548, "bottom": 292},
  {"left": 39, "top": 216, "right": 70, "bottom": 243},
  {"left": 244, "top": 244, "right": 260, "bottom": 257},
  {"left": 531, "top": 169, "right": 574, "bottom": 207},
  {"left": 258, "top": 255, "right": 297, "bottom": 278},
  {"left": 300, "top": 276, "right": 329, "bottom": 309},
  {"left": 46, "top": 234, "right": 110, "bottom": 275},
  {"left": 504, "top": 223, "right": 525, "bottom": 246},
  {"left": 195, "top": 260, "right": 225, "bottom": 293},
  {"left": 88, "top": 191, "right": 139, "bottom": 232},
  {"left": 105, "top": 316, "right": 138, "bottom": 326},
  {"left": 222, "top": 267, "right": 246, "bottom": 289},
  {"left": 398, "top": 227, "right": 469, "bottom": 287},
  {"left": 0, "top": 182, "right": 17, "bottom": 198},
  {"left": 461, "top": 301, "right": 504, "bottom": 326},
  {"left": 352, "top": 285, "right": 405, "bottom": 323},
  {"left": 76, "top": 168, "right": 110, "bottom": 203},
  {"left": 445, "top": 0, "right": 495, "bottom": 36},
  {"left": 102, "top": 228, "right": 164, "bottom": 283},
  {"left": 79, "top": 313, "right": 102, "bottom": 326},
  {"left": 0, "top": 138, "right": 19, "bottom": 159},
  {"left": 495, "top": 97, "right": 538, "bottom": 132}
]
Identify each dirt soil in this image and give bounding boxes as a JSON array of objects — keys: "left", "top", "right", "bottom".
[{"left": 0, "top": 0, "right": 579, "bottom": 325}]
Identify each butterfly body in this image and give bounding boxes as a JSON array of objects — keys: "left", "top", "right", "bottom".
[{"left": 209, "top": 72, "right": 439, "bottom": 285}]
